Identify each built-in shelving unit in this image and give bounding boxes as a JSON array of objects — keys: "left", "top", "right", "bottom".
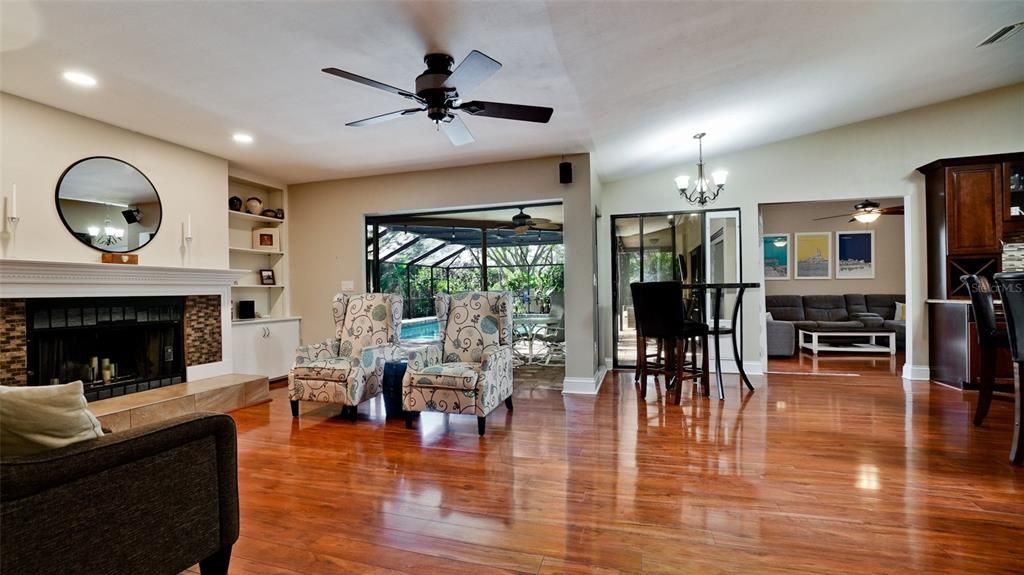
[{"left": 228, "top": 176, "right": 290, "bottom": 320}]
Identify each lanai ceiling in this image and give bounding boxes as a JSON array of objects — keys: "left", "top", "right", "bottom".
[{"left": 1, "top": 1, "right": 1021, "bottom": 184}]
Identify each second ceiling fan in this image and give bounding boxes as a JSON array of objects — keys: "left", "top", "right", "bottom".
[
  {"left": 323, "top": 50, "right": 554, "bottom": 146},
  {"left": 814, "top": 199, "right": 903, "bottom": 223}
]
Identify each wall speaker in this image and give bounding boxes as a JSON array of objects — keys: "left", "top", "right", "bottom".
[
  {"left": 238, "top": 300, "right": 256, "bottom": 320},
  {"left": 559, "top": 161, "right": 573, "bottom": 184}
]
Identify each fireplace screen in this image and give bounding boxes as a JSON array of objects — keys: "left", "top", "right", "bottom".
[{"left": 26, "top": 297, "right": 186, "bottom": 401}]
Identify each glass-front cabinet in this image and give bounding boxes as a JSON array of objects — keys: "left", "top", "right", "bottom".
[{"left": 1005, "top": 160, "right": 1024, "bottom": 232}]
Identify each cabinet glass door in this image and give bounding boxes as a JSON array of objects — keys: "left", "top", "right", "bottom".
[{"left": 1007, "top": 162, "right": 1024, "bottom": 220}]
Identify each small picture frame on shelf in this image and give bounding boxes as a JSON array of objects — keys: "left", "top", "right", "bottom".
[
  {"left": 252, "top": 227, "right": 280, "bottom": 251},
  {"left": 259, "top": 269, "right": 276, "bottom": 286}
]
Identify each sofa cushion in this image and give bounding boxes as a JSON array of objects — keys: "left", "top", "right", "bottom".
[
  {"left": 803, "top": 295, "right": 849, "bottom": 321},
  {"left": 811, "top": 320, "right": 882, "bottom": 332},
  {"left": 792, "top": 321, "right": 819, "bottom": 332},
  {"left": 292, "top": 357, "right": 364, "bottom": 382},
  {"left": 844, "top": 294, "right": 868, "bottom": 315},
  {"left": 0, "top": 381, "right": 104, "bottom": 457},
  {"left": 865, "top": 294, "right": 905, "bottom": 319},
  {"left": 409, "top": 362, "right": 481, "bottom": 390},
  {"left": 765, "top": 295, "right": 805, "bottom": 321}
]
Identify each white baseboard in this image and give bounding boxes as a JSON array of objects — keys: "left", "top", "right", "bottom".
[
  {"left": 563, "top": 365, "right": 607, "bottom": 395},
  {"left": 187, "top": 360, "right": 232, "bottom": 382},
  {"left": 902, "top": 364, "right": 930, "bottom": 381},
  {"left": 712, "top": 359, "right": 765, "bottom": 376}
]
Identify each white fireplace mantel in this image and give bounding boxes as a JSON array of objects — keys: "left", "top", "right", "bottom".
[{"left": 0, "top": 259, "right": 246, "bottom": 298}]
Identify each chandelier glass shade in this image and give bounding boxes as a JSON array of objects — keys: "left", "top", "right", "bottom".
[
  {"left": 88, "top": 217, "right": 125, "bottom": 246},
  {"left": 675, "top": 133, "right": 727, "bottom": 206}
]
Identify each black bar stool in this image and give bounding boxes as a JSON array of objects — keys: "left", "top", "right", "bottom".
[
  {"left": 961, "top": 274, "right": 1008, "bottom": 426},
  {"left": 991, "top": 271, "right": 1024, "bottom": 466},
  {"left": 630, "top": 281, "right": 710, "bottom": 404}
]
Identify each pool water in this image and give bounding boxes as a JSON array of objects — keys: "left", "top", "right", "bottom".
[{"left": 400, "top": 318, "right": 441, "bottom": 341}]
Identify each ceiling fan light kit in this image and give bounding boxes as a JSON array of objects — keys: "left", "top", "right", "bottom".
[
  {"left": 676, "top": 133, "right": 727, "bottom": 206},
  {"left": 323, "top": 50, "right": 554, "bottom": 146}
]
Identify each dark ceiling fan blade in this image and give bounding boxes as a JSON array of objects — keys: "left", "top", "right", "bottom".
[
  {"left": 322, "top": 67, "right": 423, "bottom": 102},
  {"left": 879, "top": 206, "right": 904, "bottom": 215},
  {"left": 532, "top": 222, "right": 561, "bottom": 230},
  {"left": 443, "top": 50, "right": 501, "bottom": 95},
  {"left": 458, "top": 100, "right": 553, "bottom": 123},
  {"left": 346, "top": 108, "right": 424, "bottom": 127},
  {"left": 813, "top": 213, "right": 855, "bottom": 221},
  {"left": 528, "top": 217, "right": 552, "bottom": 224},
  {"left": 441, "top": 114, "right": 475, "bottom": 146}
]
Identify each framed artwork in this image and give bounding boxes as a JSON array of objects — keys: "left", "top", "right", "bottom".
[
  {"left": 836, "top": 230, "right": 875, "bottom": 279},
  {"left": 251, "top": 227, "right": 280, "bottom": 252},
  {"left": 762, "top": 234, "right": 790, "bottom": 280},
  {"left": 795, "top": 232, "right": 831, "bottom": 279},
  {"left": 259, "top": 269, "right": 276, "bottom": 285}
]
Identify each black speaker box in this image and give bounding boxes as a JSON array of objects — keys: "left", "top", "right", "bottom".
[{"left": 559, "top": 161, "right": 573, "bottom": 184}]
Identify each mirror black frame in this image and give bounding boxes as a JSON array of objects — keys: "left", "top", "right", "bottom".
[{"left": 54, "top": 156, "right": 163, "bottom": 254}]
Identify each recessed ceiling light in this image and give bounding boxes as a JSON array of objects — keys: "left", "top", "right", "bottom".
[
  {"left": 232, "top": 133, "right": 254, "bottom": 144},
  {"left": 62, "top": 70, "right": 97, "bottom": 87}
]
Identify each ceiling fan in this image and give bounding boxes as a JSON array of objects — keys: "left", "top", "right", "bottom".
[
  {"left": 813, "top": 199, "right": 904, "bottom": 223},
  {"left": 496, "top": 208, "right": 562, "bottom": 235},
  {"left": 322, "top": 50, "right": 554, "bottom": 146}
]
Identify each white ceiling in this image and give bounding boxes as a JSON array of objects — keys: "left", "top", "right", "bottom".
[{"left": 2, "top": 1, "right": 1022, "bottom": 184}]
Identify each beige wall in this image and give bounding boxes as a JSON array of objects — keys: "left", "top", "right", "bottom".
[
  {"left": 0, "top": 93, "right": 228, "bottom": 268},
  {"left": 600, "top": 83, "right": 1024, "bottom": 377},
  {"left": 761, "top": 198, "right": 905, "bottom": 296},
  {"left": 288, "top": 154, "right": 601, "bottom": 386}
]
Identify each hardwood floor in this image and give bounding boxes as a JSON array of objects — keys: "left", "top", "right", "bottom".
[{"left": 220, "top": 369, "right": 1024, "bottom": 574}]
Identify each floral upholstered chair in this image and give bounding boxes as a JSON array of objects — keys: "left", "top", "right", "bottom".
[
  {"left": 402, "top": 291, "right": 514, "bottom": 436},
  {"left": 289, "top": 293, "right": 405, "bottom": 419}
]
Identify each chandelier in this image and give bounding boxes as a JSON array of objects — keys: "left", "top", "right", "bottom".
[{"left": 674, "top": 132, "right": 727, "bottom": 206}]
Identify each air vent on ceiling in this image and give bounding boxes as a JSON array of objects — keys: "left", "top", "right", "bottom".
[{"left": 978, "top": 21, "right": 1024, "bottom": 47}]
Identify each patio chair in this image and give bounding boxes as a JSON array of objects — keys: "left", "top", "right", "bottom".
[
  {"left": 402, "top": 291, "right": 514, "bottom": 436},
  {"left": 538, "top": 292, "right": 566, "bottom": 365},
  {"left": 289, "top": 293, "right": 405, "bottom": 419}
]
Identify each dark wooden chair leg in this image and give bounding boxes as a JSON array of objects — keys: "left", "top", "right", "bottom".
[
  {"left": 405, "top": 411, "right": 414, "bottom": 429},
  {"left": 1013, "top": 362, "right": 1023, "bottom": 466},
  {"left": 505, "top": 397, "right": 514, "bottom": 411},
  {"left": 638, "top": 336, "right": 648, "bottom": 399},
  {"left": 199, "top": 546, "right": 232, "bottom": 575},
  {"left": 701, "top": 333, "right": 710, "bottom": 397},
  {"left": 975, "top": 347, "right": 995, "bottom": 426},
  {"left": 290, "top": 400, "right": 299, "bottom": 417},
  {"left": 477, "top": 416, "right": 486, "bottom": 436}
]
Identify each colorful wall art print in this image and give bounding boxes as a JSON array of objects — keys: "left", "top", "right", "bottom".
[
  {"left": 762, "top": 234, "right": 790, "bottom": 279},
  {"left": 795, "top": 232, "right": 831, "bottom": 279},
  {"left": 836, "top": 230, "right": 875, "bottom": 279}
]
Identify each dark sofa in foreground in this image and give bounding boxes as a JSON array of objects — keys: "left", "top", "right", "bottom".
[
  {"left": 766, "top": 294, "right": 906, "bottom": 356},
  {"left": 0, "top": 413, "right": 239, "bottom": 575}
]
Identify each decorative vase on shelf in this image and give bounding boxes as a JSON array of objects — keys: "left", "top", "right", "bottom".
[
  {"left": 229, "top": 196, "right": 243, "bottom": 211},
  {"left": 245, "top": 197, "right": 263, "bottom": 214},
  {"left": 260, "top": 208, "right": 278, "bottom": 218}
]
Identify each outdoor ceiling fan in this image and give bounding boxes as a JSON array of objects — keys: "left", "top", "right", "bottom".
[
  {"left": 322, "top": 50, "right": 554, "bottom": 146},
  {"left": 814, "top": 199, "right": 904, "bottom": 223},
  {"left": 495, "top": 208, "right": 562, "bottom": 235}
]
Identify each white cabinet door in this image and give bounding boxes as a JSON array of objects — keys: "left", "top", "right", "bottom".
[{"left": 232, "top": 319, "right": 300, "bottom": 380}]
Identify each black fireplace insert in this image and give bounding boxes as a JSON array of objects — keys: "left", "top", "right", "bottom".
[{"left": 26, "top": 296, "right": 186, "bottom": 401}]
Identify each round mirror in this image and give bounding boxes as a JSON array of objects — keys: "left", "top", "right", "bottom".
[{"left": 55, "top": 157, "right": 162, "bottom": 253}]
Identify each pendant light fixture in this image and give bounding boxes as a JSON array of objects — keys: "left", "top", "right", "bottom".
[{"left": 675, "top": 132, "right": 727, "bottom": 206}]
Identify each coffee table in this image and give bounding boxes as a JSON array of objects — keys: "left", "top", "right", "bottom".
[{"left": 799, "top": 329, "right": 896, "bottom": 355}]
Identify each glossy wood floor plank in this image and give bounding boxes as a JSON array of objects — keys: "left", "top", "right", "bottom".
[{"left": 224, "top": 368, "right": 1024, "bottom": 574}]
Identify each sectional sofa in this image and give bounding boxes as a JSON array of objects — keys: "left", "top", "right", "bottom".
[{"left": 765, "top": 294, "right": 906, "bottom": 357}]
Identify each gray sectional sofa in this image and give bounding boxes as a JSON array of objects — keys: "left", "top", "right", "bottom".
[{"left": 765, "top": 294, "right": 906, "bottom": 356}]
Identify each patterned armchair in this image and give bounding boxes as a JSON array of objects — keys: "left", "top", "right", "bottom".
[
  {"left": 289, "top": 293, "right": 405, "bottom": 419},
  {"left": 402, "top": 291, "right": 514, "bottom": 436}
]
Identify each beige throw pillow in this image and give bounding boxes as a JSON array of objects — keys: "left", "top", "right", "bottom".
[
  {"left": 895, "top": 301, "right": 907, "bottom": 321},
  {"left": 0, "top": 381, "right": 105, "bottom": 457}
]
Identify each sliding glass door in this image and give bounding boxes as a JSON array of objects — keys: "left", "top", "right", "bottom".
[{"left": 611, "top": 208, "right": 741, "bottom": 368}]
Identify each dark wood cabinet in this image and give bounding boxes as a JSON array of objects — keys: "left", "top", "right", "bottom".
[
  {"left": 946, "top": 164, "right": 1002, "bottom": 254},
  {"left": 919, "top": 152, "right": 1024, "bottom": 299}
]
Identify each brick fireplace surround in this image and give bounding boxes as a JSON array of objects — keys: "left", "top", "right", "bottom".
[{"left": 0, "top": 259, "right": 244, "bottom": 387}]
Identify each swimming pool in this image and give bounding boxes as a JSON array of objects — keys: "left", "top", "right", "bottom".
[{"left": 400, "top": 317, "right": 441, "bottom": 341}]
